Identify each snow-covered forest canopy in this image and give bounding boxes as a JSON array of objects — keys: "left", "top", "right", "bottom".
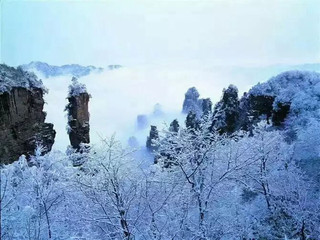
[{"left": 1, "top": 68, "right": 320, "bottom": 239}]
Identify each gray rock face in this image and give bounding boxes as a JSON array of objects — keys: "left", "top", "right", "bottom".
[
  {"left": 182, "top": 87, "right": 202, "bottom": 116},
  {"left": 66, "top": 93, "right": 90, "bottom": 150},
  {"left": 136, "top": 114, "right": 148, "bottom": 130},
  {"left": 0, "top": 87, "right": 56, "bottom": 164},
  {"left": 182, "top": 87, "right": 212, "bottom": 118},
  {"left": 238, "top": 94, "right": 290, "bottom": 129},
  {"left": 153, "top": 103, "right": 164, "bottom": 117}
]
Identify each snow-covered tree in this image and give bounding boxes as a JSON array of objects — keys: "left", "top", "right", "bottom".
[
  {"left": 146, "top": 125, "right": 159, "bottom": 152},
  {"left": 0, "top": 149, "right": 74, "bottom": 239},
  {"left": 185, "top": 111, "right": 200, "bottom": 130},
  {"left": 156, "top": 120, "right": 253, "bottom": 239},
  {"left": 67, "top": 76, "right": 88, "bottom": 97},
  {"left": 169, "top": 119, "right": 180, "bottom": 133},
  {"left": 201, "top": 98, "right": 212, "bottom": 117},
  {"left": 74, "top": 136, "right": 145, "bottom": 239},
  {"left": 211, "top": 84, "right": 240, "bottom": 134}
]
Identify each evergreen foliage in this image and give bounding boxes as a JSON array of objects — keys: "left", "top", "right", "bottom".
[{"left": 146, "top": 125, "right": 159, "bottom": 152}]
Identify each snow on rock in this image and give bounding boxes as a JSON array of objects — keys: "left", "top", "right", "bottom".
[
  {"left": 247, "top": 70, "right": 320, "bottom": 131},
  {"left": 0, "top": 64, "right": 55, "bottom": 164},
  {"left": 0, "top": 64, "right": 46, "bottom": 93},
  {"left": 68, "top": 77, "right": 89, "bottom": 97},
  {"left": 249, "top": 70, "right": 320, "bottom": 108}
]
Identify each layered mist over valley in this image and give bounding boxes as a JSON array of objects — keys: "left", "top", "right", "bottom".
[{"left": 37, "top": 63, "right": 320, "bottom": 151}]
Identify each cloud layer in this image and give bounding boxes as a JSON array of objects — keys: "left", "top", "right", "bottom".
[{"left": 42, "top": 65, "right": 258, "bottom": 150}]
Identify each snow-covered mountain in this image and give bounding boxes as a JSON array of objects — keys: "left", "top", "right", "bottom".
[
  {"left": 20, "top": 61, "right": 121, "bottom": 78},
  {"left": 0, "top": 64, "right": 45, "bottom": 93}
]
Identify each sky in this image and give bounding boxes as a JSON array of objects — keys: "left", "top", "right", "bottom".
[{"left": 1, "top": 0, "right": 319, "bottom": 68}]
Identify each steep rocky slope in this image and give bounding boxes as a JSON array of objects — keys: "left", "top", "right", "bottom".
[
  {"left": 182, "top": 87, "right": 212, "bottom": 117},
  {"left": 0, "top": 64, "right": 56, "bottom": 164},
  {"left": 184, "top": 71, "right": 320, "bottom": 136},
  {"left": 240, "top": 70, "right": 320, "bottom": 131}
]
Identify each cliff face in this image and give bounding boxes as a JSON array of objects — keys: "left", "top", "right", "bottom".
[
  {"left": 67, "top": 92, "right": 90, "bottom": 150},
  {"left": 182, "top": 87, "right": 201, "bottom": 116},
  {"left": 0, "top": 87, "right": 56, "bottom": 164},
  {"left": 182, "top": 87, "right": 212, "bottom": 118}
]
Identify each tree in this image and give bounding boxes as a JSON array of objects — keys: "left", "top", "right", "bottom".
[
  {"left": 75, "top": 137, "right": 145, "bottom": 239},
  {"left": 0, "top": 149, "right": 73, "bottom": 239},
  {"left": 201, "top": 98, "right": 212, "bottom": 117},
  {"left": 146, "top": 125, "right": 159, "bottom": 152},
  {"left": 211, "top": 84, "right": 240, "bottom": 134},
  {"left": 156, "top": 119, "right": 257, "bottom": 239},
  {"left": 169, "top": 119, "right": 180, "bottom": 133},
  {"left": 185, "top": 111, "right": 200, "bottom": 130},
  {"left": 236, "top": 122, "right": 320, "bottom": 239}
]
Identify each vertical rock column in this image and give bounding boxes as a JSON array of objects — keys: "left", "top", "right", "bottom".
[{"left": 66, "top": 77, "right": 90, "bottom": 151}]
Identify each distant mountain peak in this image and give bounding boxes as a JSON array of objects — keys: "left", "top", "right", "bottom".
[{"left": 20, "top": 61, "right": 122, "bottom": 78}]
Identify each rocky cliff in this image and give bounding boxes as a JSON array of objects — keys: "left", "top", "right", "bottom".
[
  {"left": 66, "top": 77, "right": 90, "bottom": 150},
  {"left": 179, "top": 71, "right": 320, "bottom": 137},
  {"left": 182, "top": 87, "right": 212, "bottom": 118},
  {"left": 0, "top": 64, "right": 56, "bottom": 164}
]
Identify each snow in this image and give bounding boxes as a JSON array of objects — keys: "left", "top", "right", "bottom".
[
  {"left": 249, "top": 70, "right": 320, "bottom": 100},
  {"left": 249, "top": 70, "right": 320, "bottom": 127},
  {"left": 68, "top": 77, "right": 88, "bottom": 97},
  {"left": 0, "top": 64, "right": 46, "bottom": 93}
]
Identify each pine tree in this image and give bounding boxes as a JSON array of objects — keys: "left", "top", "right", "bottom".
[
  {"left": 169, "top": 119, "right": 179, "bottom": 133},
  {"left": 211, "top": 84, "right": 240, "bottom": 134},
  {"left": 146, "top": 125, "right": 159, "bottom": 152},
  {"left": 201, "top": 98, "right": 212, "bottom": 117},
  {"left": 185, "top": 111, "right": 200, "bottom": 130}
]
